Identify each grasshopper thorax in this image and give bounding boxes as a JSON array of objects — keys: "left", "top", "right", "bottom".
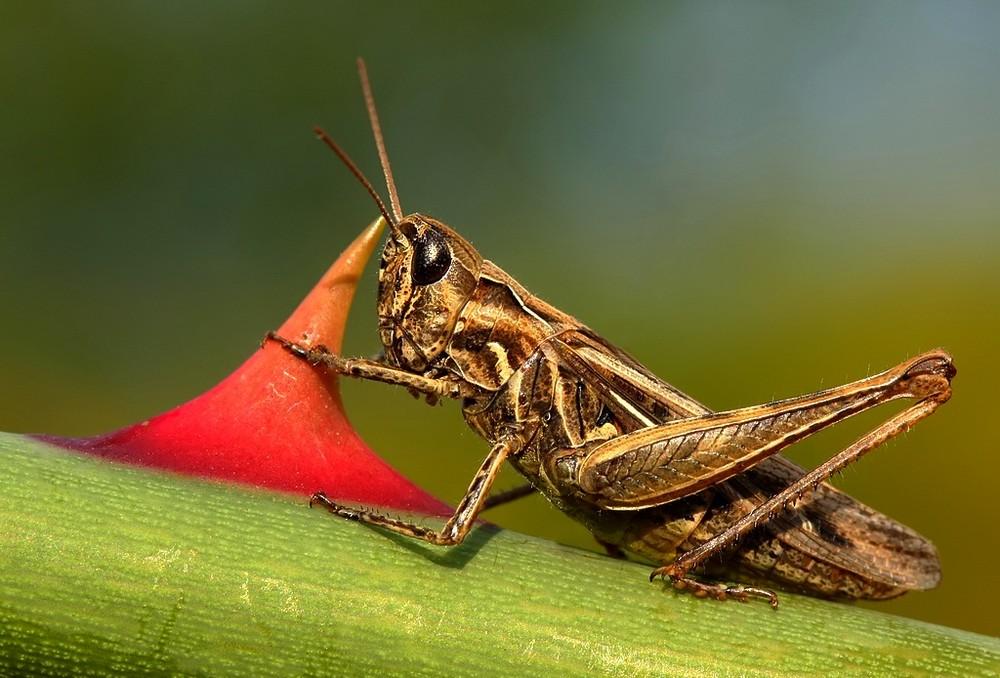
[{"left": 377, "top": 214, "right": 483, "bottom": 371}]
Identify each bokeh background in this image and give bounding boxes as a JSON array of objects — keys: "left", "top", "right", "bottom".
[{"left": 1, "top": 2, "right": 997, "bottom": 636}]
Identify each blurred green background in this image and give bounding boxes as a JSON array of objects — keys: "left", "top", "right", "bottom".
[{"left": 1, "top": 2, "right": 997, "bottom": 636}]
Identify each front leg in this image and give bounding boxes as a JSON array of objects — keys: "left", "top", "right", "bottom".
[
  {"left": 265, "top": 331, "right": 468, "bottom": 401},
  {"left": 310, "top": 439, "right": 517, "bottom": 546}
]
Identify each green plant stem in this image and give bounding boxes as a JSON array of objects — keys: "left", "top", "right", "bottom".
[{"left": 1, "top": 432, "right": 997, "bottom": 677}]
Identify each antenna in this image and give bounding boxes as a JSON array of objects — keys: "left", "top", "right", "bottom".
[
  {"left": 356, "top": 57, "right": 403, "bottom": 223},
  {"left": 313, "top": 126, "right": 395, "bottom": 227}
]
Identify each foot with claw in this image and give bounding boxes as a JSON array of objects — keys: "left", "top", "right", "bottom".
[
  {"left": 650, "top": 565, "right": 779, "bottom": 608},
  {"left": 265, "top": 332, "right": 338, "bottom": 367},
  {"left": 310, "top": 491, "right": 359, "bottom": 519}
]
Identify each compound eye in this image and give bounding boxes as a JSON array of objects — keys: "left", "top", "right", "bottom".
[{"left": 411, "top": 229, "right": 452, "bottom": 285}]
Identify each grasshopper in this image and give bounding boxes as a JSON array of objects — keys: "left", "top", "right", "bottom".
[{"left": 268, "top": 59, "right": 954, "bottom": 607}]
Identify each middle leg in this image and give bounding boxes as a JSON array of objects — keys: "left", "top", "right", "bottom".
[{"left": 310, "top": 438, "right": 519, "bottom": 546}]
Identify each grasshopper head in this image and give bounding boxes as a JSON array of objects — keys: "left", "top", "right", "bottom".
[
  {"left": 377, "top": 215, "right": 482, "bottom": 371},
  {"left": 316, "top": 60, "right": 484, "bottom": 370}
]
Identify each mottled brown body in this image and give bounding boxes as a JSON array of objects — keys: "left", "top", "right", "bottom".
[
  {"left": 274, "top": 59, "right": 953, "bottom": 606},
  {"left": 406, "top": 246, "right": 940, "bottom": 600}
]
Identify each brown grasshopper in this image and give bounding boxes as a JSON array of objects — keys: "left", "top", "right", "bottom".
[{"left": 268, "top": 59, "right": 954, "bottom": 607}]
